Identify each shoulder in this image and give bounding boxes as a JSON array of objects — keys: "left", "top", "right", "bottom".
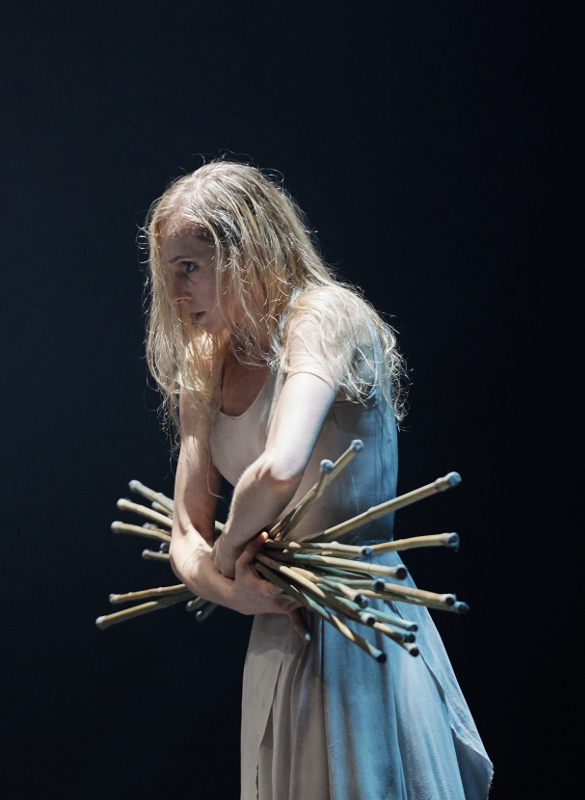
[
  {"left": 285, "top": 285, "right": 369, "bottom": 339},
  {"left": 289, "top": 285, "right": 361, "bottom": 316},
  {"left": 279, "top": 285, "right": 376, "bottom": 390}
]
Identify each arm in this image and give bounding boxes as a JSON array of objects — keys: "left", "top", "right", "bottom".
[
  {"left": 169, "top": 389, "right": 305, "bottom": 621},
  {"left": 212, "top": 371, "right": 338, "bottom": 577},
  {"left": 212, "top": 290, "right": 368, "bottom": 576}
]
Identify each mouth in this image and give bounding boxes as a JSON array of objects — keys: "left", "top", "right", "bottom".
[{"left": 194, "top": 312, "right": 205, "bottom": 322}]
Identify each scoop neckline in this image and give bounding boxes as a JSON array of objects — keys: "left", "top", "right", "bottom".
[{"left": 218, "top": 370, "right": 275, "bottom": 421}]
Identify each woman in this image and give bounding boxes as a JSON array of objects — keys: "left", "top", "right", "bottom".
[{"left": 144, "top": 161, "right": 493, "bottom": 799}]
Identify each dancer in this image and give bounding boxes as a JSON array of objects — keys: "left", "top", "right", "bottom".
[{"left": 143, "top": 161, "right": 493, "bottom": 799}]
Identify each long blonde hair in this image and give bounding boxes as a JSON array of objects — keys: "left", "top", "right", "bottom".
[{"left": 143, "top": 160, "right": 408, "bottom": 441}]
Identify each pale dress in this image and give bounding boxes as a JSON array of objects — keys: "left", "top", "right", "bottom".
[{"left": 210, "top": 352, "right": 493, "bottom": 800}]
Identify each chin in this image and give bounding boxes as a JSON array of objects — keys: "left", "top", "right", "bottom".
[{"left": 201, "top": 320, "right": 228, "bottom": 336}]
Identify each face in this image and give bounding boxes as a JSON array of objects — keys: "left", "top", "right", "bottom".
[{"left": 161, "top": 228, "right": 229, "bottom": 335}]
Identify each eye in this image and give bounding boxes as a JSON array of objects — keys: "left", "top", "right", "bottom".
[{"left": 184, "top": 261, "right": 198, "bottom": 274}]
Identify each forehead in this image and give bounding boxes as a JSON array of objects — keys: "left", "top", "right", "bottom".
[{"left": 160, "top": 226, "right": 215, "bottom": 264}]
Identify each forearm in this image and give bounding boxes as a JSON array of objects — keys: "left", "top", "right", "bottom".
[
  {"left": 170, "top": 526, "right": 234, "bottom": 607},
  {"left": 171, "top": 523, "right": 303, "bottom": 619},
  {"left": 213, "top": 374, "right": 337, "bottom": 576},
  {"left": 221, "top": 454, "right": 302, "bottom": 548}
]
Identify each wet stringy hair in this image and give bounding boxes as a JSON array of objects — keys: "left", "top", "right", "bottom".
[{"left": 142, "top": 160, "right": 408, "bottom": 443}]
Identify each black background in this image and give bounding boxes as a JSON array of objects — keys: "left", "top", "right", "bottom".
[{"left": 1, "top": 1, "right": 579, "bottom": 798}]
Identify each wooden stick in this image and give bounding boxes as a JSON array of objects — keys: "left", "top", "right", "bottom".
[
  {"left": 257, "top": 556, "right": 366, "bottom": 622},
  {"left": 195, "top": 602, "right": 218, "bottom": 622},
  {"left": 380, "top": 582, "right": 456, "bottom": 606},
  {"left": 256, "top": 554, "right": 333, "bottom": 604},
  {"left": 290, "top": 564, "right": 369, "bottom": 582},
  {"left": 361, "top": 588, "right": 466, "bottom": 613},
  {"left": 280, "top": 564, "right": 379, "bottom": 597},
  {"left": 301, "top": 546, "right": 372, "bottom": 559},
  {"left": 369, "top": 532, "right": 460, "bottom": 554},
  {"left": 305, "top": 472, "right": 462, "bottom": 542},
  {"left": 272, "top": 440, "right": 363, "bottom": 540},
  {"left": 265, "top": 551, "right": 408, "bottom": 580},
  {"left": 109, "top": 584, "right": 191, "bottom": 604},
  {"left": 370, "top": 592, "right": 459, "bottom": 612},
  {"left": 141, "top": 549, "right": 171, "bottom": 562},
  {"left": 272, "top": 459, "right": 334, "bottom": 540},
  {"left": 117, "top": 498, "right": 173, "bottom": 529},
  {"left": 95, "top": 592, "right": 192, "bottom": 629},
  {"left": 288, "top": 567, "right": 389, "bottom": 599},
  {"left": 256, "top": 561, "right": 386, "bottom": 663},
  {"left": 364, "top": 605, "right": 418, "bottom": 631},
  {"left": 368, "top": 620, "right": 421, "bottom": 655},
  {"left": 315, "top": 577, "right": 368, "bottom": 606},
  {"left": 315, "top": 585, "right": 376, "bottom": 625},
  {"left": 258, "top": 556, "right": 390, "bottom": 635},
  {"left": 446, "top": 601, "right": 469, "bottom": 614},
  {"left": 185, "top": 596, "right": 208, "bottom": 613},
  {"left": 152, "top": 501, "right": 173, "bottom": 517},
  {"left": 111, "top": 521, "right": 171, "bottom": 543},
  {"left": 264, "top": 540, "right": 372, "bottom": 557},
  {"left": 314, "top": 576, "right": 387, "bottom": 591},
  {"left": 371, "top": 620, "right": 412, "bottom": 644},
  {"left": 264, "top": 540, "right": 303, "bottom": 551},
  {"left": 129, "top": 480, "right": 175, "bottom": 514}
]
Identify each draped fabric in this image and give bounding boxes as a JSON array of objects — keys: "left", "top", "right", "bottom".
[{"left": 210, "top": 366, "right": 493, "bottom": 799}]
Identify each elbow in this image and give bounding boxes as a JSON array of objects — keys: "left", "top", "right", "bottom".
[
  {"left": 169, "top": 523, "right": 212, "bottom": 586},
  {"left": 169, "top": 542, "right": 183, "bottom": 582},
  {"left": 258, "top": 454, "right": 305, "bottom": 494},
  {"left": 169, "top": 534, "right": 190, "bottom": 583}
]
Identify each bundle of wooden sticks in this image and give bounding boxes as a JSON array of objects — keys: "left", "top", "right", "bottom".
[{"left": 96, "top": 440, "right": 468, "bottom": 662}]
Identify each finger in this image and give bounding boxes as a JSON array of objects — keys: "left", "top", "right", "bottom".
[
  {"left": 260, "top": 581, "right": 284, "bottom": 597},
  {"left": 288, "top": 608, "right": 311, "bottom": 643},
  {"left": 236, "top": 535, "right": 283, "bottom": 597},
  {"left": 236, "top": 532, "right": 267, "bottom": 570}
]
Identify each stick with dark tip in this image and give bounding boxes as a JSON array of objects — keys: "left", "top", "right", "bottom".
[
  {"left": 141, "top": 549, "right": 171, "bottom": 562},
  {"left": 129, "top": 480, "right": 175, "bottom": 514},
  {"left": 256, "top": 561, "right": 386, "bottom": 663},
  {"left": 365, "top": 605, "right": 418, "bottom": 631},
  {"left": 117, "top": 498, "right": 173, "bottom": 529},
  {"left": 266, "top": 551, "right": 408, "bottom": 580},
  {"left": 264, "top": 540, "right": 372, "bottom": 557},
  {"left": 315, "top": 586, "right": 376, "bottom": 626},
  {"left": 195, "top": 603, "right": 218, "bottom": 622},
  {"left": 95, "top": 591, "right": 192, "bottom": 629},
  {"left": 369, "top": 532, "right": 460, "bottom": 555},
  {"left": 314, "top": 577, "right": 369, "bottom": 607},
  {"left": 273, "top": 440, "right": 363, "bottom": 540},
  {"left": 305, "top": 472, "right": 462, "bottom": 543},
  {"left": 185, "top": 597, "right": 208, "bottom": 613},
  {"left": 109, "top": 584, "right": 190, "bottom": 604},
  {"left": 111, "top": 521, "right": 171, "bottom": 543}
]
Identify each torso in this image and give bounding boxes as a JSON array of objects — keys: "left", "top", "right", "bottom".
[
  {"left": 210, "top": 341, "right": 399, "bottom": 546},
  {"left": 221, "top": 352, "right": 271, "bottom": 417}
]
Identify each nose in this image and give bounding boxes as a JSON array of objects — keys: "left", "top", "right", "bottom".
[{"left": 170, "top": 275, "right": 192, "bottom": 306}]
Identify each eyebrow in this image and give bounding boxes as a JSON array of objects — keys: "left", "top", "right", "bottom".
[{"left": 168, "top": 254, "right": 196, "bottom": 264}]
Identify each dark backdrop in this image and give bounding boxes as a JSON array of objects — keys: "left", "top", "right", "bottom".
[{"left": 0, "top": 2, "right": 579, "bottom": 798}]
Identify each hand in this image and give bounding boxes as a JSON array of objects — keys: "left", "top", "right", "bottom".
[
  {"left": 224, "top": 533, "right": 311, "bottom": 643},
  {"left": 211, "top": 530, "right": 243, "bottom": 579}
]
